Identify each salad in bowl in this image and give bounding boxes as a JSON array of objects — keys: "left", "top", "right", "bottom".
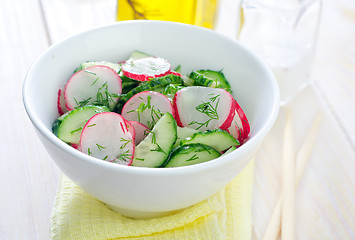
[
  {"left": 23, "top": 21, "right": 279, "bottom": 218},
  {"left": 53, "top": 50, "right": 250, "bottom": 168}
]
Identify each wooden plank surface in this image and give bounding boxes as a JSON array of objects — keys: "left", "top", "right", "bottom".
[
  {"left": 252, "top": 86, "right": 355, "bottom": 240},
  {"left": 0, "top": 0, "right": 354, "bottom": 239},
  {"left": 0, "top": 0, "right": 59, "bottom": 239},
  {"left": 40, "top": 0, "right": 116, "bottom": 44},
  {"left": 313, "top": 0, "right": 355, "bottom": 147}
]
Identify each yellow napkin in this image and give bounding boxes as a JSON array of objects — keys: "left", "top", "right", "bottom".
[{"left": 50, "top": 160, "right": 254, "bottom": 240}]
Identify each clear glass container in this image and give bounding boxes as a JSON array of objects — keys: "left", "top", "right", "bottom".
[{"left": 239, "top": 0, "right": 322, "bottom": 105}]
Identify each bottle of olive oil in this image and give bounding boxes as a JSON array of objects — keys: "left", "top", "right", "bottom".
[{"left": 116, "top": 0, "right": 218, "bottom": 29}]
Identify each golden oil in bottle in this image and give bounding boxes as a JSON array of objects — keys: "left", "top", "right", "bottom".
[{"left": 117, "top": 0, "right": 218, "bottom": 29}]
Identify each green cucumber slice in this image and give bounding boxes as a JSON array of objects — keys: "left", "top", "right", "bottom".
[
  {"left": 116, "top": 74, "right": 184, "bottom": 111},
  {"left": 197, "top": 70, "right": 231, "bottom": 92},
  {"left": 180, "top": 129, "right": 239, "bottom": 152},
  {"left": 173, "top": 126, "right": 198, "bottom": 148},
  {"left": 74, "top": 61, "right": 120, "bottom": 73},
  {"left": 223, "top": 145, "right": 237, "bottom": 155},
  {"left": 165, "top": 143, "right": 221, "bottom": 168},
  {"left": 56, "top": 105, "right": 110, "bottom": 144},
  {"left": 131, "top": 112, "right": 177, "bottom": 168},
  {"left": 129, "top": 50, "right": 153, "bottom": 60},
  {"left": 189, "top": 70, "right": 232, "bottom": 92}
]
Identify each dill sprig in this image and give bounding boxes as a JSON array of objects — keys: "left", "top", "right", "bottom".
[
  {"left": 96, "top": 143, "right": 106, "bottom": 151},
  {"left": 113, "top": 150, "right": 132, "bottom": 163},
  {"left": 74, "top": 97, "right": 92, "bottom": 108},
  {"left": 150, "top": 131, "right": 166, "bottom": 154},
  {"left": 188, "top": 94, "right": 220, "bottom": 130},
  {"left": 186, "top": 154, "right": 199, "bottom": 162},
  {"left": 70, "top": 126, "right": 83, "bottom": 134},
  {"left": 120, "top": 137, "right": 132, "bottom": 149}
]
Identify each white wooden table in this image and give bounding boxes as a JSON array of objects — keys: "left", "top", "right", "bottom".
[{"left": 1, "top": 0, "right": 354, "bottom": 239}]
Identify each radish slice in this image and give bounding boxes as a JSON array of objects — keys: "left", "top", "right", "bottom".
[
  {"left": 227, "top": 109, "right": 244, "bottom": 143},
  {"left": 57, "top": 87, "right": 68, "bottom": 115},
  {"left": 71, "top": 143, "right": 79, "bottom": 149},
  {"left": 235, "top": 99, "right": 250, "bottom": 141},
  {"left": 173, "top": 86, "right": 236, "bottom": 131},
  {"left": 64, "top": 66, "right": 122, "bottom": 111},
  {"left": 168, "top": 71, "right": 182, "bottom": 77},
  {"left": 121, "top": 91, "right": 174, "bottom": 129},
  {"left": 121, "top": 57, "right": 171, "bottom": 81},
  {"left": 79, "top": 112, "right": 135, "bottom": 165},
  {"left": 125, "top": 120, "right": 136, "bottom": 142},
  {"left": 129, "top": 121, "right": 149, "bottom": 145},
  {"left": 227, "top": 100, "right": 250, "bottom": 144}
]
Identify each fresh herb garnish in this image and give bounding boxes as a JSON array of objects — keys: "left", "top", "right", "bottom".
[
  {"left": 120, "top": 137, "right": 132, "bottom": 149},
  {"left": 188, "top": 94, "right": 220, "bottom": 130},
  {"left": 84, "top": 70, "right": 97, "bottom": 75},
  {"left": 150, "top": 131, "right": 166, "bottom": 154},
  {"left": 74, "top": 97, "right": 92, "bottom": 108},
  {"left": 96, "top": 144, "right": 106, "bottom": 151},
  {"left": 70, "top": 126, "right": 83, "bottom": 134},
  {"left": 87, "top": 148, "right": 92, "bottom": 156},
  {"left": 186, "top": 154, "right": 199, "bottom": 162},
  {"left": 91, "top": 77, "right": 99, "bottom": 86},
  {"left": 113, "top": 150, "right": 132, "bottom": 163}
]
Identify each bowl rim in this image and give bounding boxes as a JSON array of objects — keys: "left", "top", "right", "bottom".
[{"left": 22, "top": 20, "right": 280, "bottom": 176}]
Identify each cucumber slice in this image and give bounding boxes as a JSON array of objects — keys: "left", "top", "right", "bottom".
[
  {"left": 119, "top": 74, "right": 184, "bottom": 103},
  {"left": 129, "top": 50, "right": 153, "bottom": 60},
  {"left": 74, "top": 61, "right": 121, "bottom": 73},
  {"left": 174, "top": 65, "right": 182, "bottom": 73},
  {"left": 56, "top": 105, "right": 110, "bottom": 144},
  {"left": 131, "top": 112, "right": 177, "bottom": 168},
  {"left": 188, "top": 70, "right": 232, "bottom": 92},
  {"left": 165, "top": 143, "right": 221, "bottom": 168},
  {"left": 180, "top": 129, "right": 239, "bottom": 152},
  {"left": 223, "top": 145, "right": 237, "bottom": 155},
  {"left": 197, "top": 70, "right": 232, "bottom": 92},
  {"left": 188, "top": 71, "right": 216, "bottom": 87},
  {"left": 52, "top": 119, "right": 61, "bottom": 137},
  {"left": 173, "top": 126, "right": 198, "bottom": 148}
]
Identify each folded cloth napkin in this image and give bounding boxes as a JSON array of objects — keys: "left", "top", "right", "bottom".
[{"left": 50, "top": 160, "right": 254, "bottom": 240}]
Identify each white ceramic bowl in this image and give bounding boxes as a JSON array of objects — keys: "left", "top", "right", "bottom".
[{"left": 23, "top": 21, "right": 279, "bottom": 218}]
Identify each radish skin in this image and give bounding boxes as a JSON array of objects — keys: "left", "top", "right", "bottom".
[
  {"left": 57, "top": 88, "right": 68, "bottom": 115},
  {"left": 226, "top": 100, "right": 250, "bottom": 144}
]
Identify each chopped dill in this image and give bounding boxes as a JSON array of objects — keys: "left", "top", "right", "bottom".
[{"left": 96, "top": 144, "right": 106, "bottom": 151}]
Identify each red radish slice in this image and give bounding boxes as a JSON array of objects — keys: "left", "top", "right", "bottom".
[
  {"left": 234, "top": 99, "right": 250, "bottom": 141},
  {"left": 168, "top": 71, "right": 182, "bottom": 77},
  {"left": 125, "top": 120, "right": 136, "bottom": 142},
  {"left": 129, "top": 121, "right": 149, "bottom": 145},
  {"left": 71, "top": 143, "right": 79, "bottom": 149},
  {"left": 121, "top": 91, "right": 174, "bottom": 129},
  {"left": 227, "top": 100, "right": 250, "bottom": 144},
  {"left": 227, "top": 109, "right": 244, "bottom": 144},
  {"left": 57, "top": 87, "right": 68, "bottom": 115},
  {"left": 79, "top": 112, "right": 135, "bottom": 165},
  {"left": 64, "top": 66, "right": 122, "bottom": 111},
  {"left": 121, "top": 57, "right": 171, "bottom": 81},
  {"left": 173, "top": 86, "right": 236, "bottom": 131}
]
